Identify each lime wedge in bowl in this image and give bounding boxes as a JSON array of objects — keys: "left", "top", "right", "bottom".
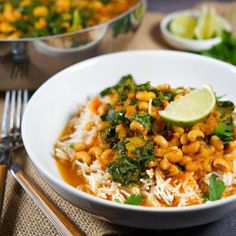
[
  {"left": 169, "top": 13, "right": 197, "bottom": 39},
  {"left": 160, "top": 85, "right": 216, "bottom": 126}
]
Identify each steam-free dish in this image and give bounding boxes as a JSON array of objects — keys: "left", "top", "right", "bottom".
[
  {"left": 54, "top": 75, "right": 236, "bottom": 207},
  {"left": 0, "top": 0, "right": 138, "bottom": 39}
]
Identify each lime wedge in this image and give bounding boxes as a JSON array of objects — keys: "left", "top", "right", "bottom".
[
  {"left": 169, "top": 13, "right": 197, "bottom": 39},
  {"left": 159, "top": 85, "right": 216, "bottom": 126},
  {"left": 195, "top": 7, "right": 217, "bottom": 40}
]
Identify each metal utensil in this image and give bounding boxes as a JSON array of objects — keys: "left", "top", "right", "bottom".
[
  {"left": 0, "top": 90, "right": 26, "bottom": 218},
  {"left": 0, "top": 90, "right": 84, "bottom": 235}
]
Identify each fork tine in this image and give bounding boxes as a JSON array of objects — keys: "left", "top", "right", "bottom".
[
  {"left": 1, "top": 91, "right": 10, "bottom": 139},
  {"left": 16, "top": 90, "right": 22, "bottom": 131},
  {"left": 9, "top": 91, "right": 16, "bottom": 136},
  {"left": 23, "top": 90, "right": 29, "bottom": 113}
]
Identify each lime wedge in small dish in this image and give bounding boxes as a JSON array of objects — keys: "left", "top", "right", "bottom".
[
  {"left": 169, "top": 13, "right": 197, "bottom": 39},
  {"left": 195, "top": 7, "right": 218, "bottom": 40},
  {"left": 160, "top": 85, "right": 216, "bottom": 126}
]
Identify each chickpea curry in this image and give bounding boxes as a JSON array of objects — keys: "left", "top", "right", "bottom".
[
  {"left": 0, "top": 0, "right": 138, "bottom": 39},
  {"left": 55, "top": 75, "right": 236, "bottom": 207}
]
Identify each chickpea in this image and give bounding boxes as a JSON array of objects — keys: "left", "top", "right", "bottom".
[
  {"left": 178, "top": 155, "right": 192, "bottom": 166},
  {"left": 34, "top": 18, "right": 47, "bottom": 29},
  {"left": 187, "top": 130, "right": 204, "bottom": 142},
  {"left": 74, "top": 143, "right": 87, "bottom": 152},
  {"left": 161, "top": 100, "right": 169, "bottom": 108},
  {"left": 185, "top": 162, "right": 198, "bottom": 172},
  {"left": 98, "top": 121, "right": 110, "bottom": 131},
  {"left": 136, "top": 91, "right": 156, "bottom": 102},
  {"left": 213, "top": 158, "right": 231, "bottom": 172},
  {"left": 115, "top": 124, "right": 127, "bottom": 139},
  {"left": 138, "top": 102, "right": 149, "bottom": 111},
  {"left": 180, "top": 133, "right": 189, "bottom": 145},
  {"left": 224, "top": 141, "right": 236, "bottom": 154},
  {"left": 174, "top": 93, "right": 184, "bottom": 101},
  {"left": 172, "top": 126, "right": 184, "bottom": 136},
  {"left": 160, "top": 158, "right": 170, "bottom": 170},
  {"left": 182, "top": 141, "right": 200, "bottom": 154},
  {"left": 99, "top": 149, "right": 115, "bottom": 165},
  {"left": 125, "top": 106, "right": 137, "bottom": 118},
  {"left": 130, "top": 120, "right": 145, "bottom": 133},
  {"left": 154, "top": 135, "right": 168, "bottom": 148},
  {"left": 147, "top": 160, "right": 158, "bottom": 168},
  {"left": 224, "top": 153, "right": 236, "bottom": 161},
  {"left": 89, "top": 146, "right": 103, "bottom": 158},
  {"left": 157, "top": 83, "right": 171, "bottom": 92},
  {"left": 97, "top": 104, "right": 108, "bottom": 116},
  {"left": 167, "top": 165, "right": 180, "bottom": 176},
  {"left": 74, "top": 151, "right": 92, "bottom": 165},
  {"left": 164, "top": 149, "right": 183, "bottom": 163},
  {"left": 33, "top": 6, "right": 48, "bottom": 17},
  {"left": 210, "top": 135, "right": 224, "bottom": 151},
  {"left": 169, "top": 135, "right": 180, "bottom": 147}
]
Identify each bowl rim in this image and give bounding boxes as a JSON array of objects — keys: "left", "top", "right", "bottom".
[
  {"left": 22, "top": 49, "right": 236, "bottom": 213},
  {"left": 0, "top": 0, "right": 146, "bottom": 42},
  {"left": 160, "top": 9, "right": 232, "bottom": 45}
]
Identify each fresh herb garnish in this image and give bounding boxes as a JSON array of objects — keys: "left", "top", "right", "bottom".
[
  {"left": 199, "top": 31, "right": 236, "bottom": 65},
  {"left": 124, "top": 194, "right": 144, "bottom": 205},
  {"left": 214, "top": 120, "right": 234, "bottom": 142},
  {"left": 69, "top": 143, "right": 75, "bottom": 149},
  {"left": 107, "top": 156, "right": 141, "bottom": 185},
  {"left": 204, "top": 174, "right": 225, "bottom": 201},
  {"left": 131, "top": 114, "right": 152, "bottom": 131},
  {"left": 216, "top": 100, "right": 235, "bottom": 111}
]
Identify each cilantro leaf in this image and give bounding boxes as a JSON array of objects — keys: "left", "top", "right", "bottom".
[
  {"left": 124, "top": 194, "right": 144, "bottom": 205},
  {"left": 214, "top": 121, "right": 234, "bottom": 142},
  {"left": 205, "top": 174, "right": 225, "bottom": 201},
  {"left": 131, "top": 114, "right": 152, "bottom": 131}
]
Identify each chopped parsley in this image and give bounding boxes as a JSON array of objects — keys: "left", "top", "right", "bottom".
[{"left": 204, "top": 174, "right": 225, "bottom": 201}]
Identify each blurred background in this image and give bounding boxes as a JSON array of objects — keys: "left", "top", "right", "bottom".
[{"left": 148, "top": 0, "right": 234, "bottom": 12}]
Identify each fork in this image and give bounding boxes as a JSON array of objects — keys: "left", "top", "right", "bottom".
[
  {"left": 0, "top": 90, "right": 83, "bottom": 236},
  {"left": 0, "top": 90, "right": 26, "bottom": 217}
]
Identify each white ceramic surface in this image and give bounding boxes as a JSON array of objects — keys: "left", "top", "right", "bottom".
[
  {"left": 22, "top": 50, "right": 236, "bottom": 229},
  {"left": 160, "top": 10, "right": 232, "bottom": 51}
]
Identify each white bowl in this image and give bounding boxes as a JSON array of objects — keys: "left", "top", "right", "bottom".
[
  {"left": 22, "top": 50, "right": 236, "bottom": 229},
  {"left": 160, "top": 10, "right": 232, "bottom": 51}
]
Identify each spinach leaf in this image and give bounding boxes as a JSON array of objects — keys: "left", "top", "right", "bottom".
[
  {"left": 101, "top": 127, "right": 119, "bottom": 148},
  {"left": 107, "top": 110, "right": 125, "bottom": 125},
  {"left": 108, "top": 156, "right": 141, "bottom": 185},
  {"left": 134, "top": 142, "right": 155, "bottom": 164},
  {"left": 100, "top": 87, "right": 113, "bottom": 97},
  {"left": 217, "top": 101, "right": 235, "bottom": 111},
  {"left": 114, "top": 75, "right": 137, "bottom": 101},
  {"left": 131, "top": 114, "right": 152, "bottom": 131},
  {"left": 205, "top": 174, "right": 225, "bottom": 201},
  {"left": 124, "top": 194, "right": 144, "bottom": 205}
]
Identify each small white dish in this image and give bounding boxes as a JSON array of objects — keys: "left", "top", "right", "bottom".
[
  {"left": 160, "top": 10, "right": 232, "bottom": 51},
  {"left": 22, "top": 50, "right": 236, "bottom": 229}
]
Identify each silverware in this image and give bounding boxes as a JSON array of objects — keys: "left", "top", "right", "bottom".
[
  {"left": 0, "top": 90, "right": 27, "bottom": 218},
  {"left": 0, "top": 90, "right": 84, "bottom": 235}
]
